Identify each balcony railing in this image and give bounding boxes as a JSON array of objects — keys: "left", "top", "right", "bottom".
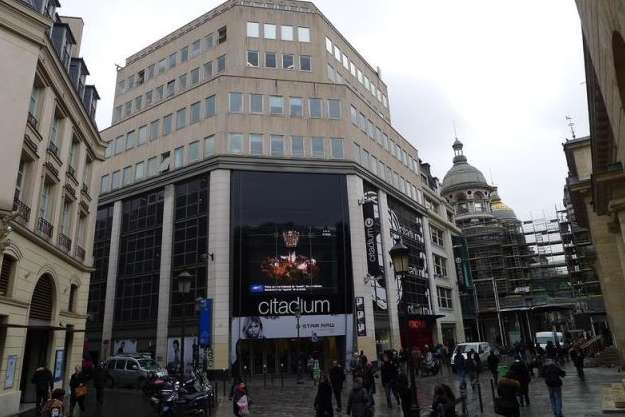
[
  {"left": 37, "top": 217, "right": 53, "bottom": 239},
  {"left": 47, "top": 141, "right": 60, "bottom": 159},
  {"left": 74, "top": 245, "right": 86, "bottom": 261},
  {"left": 27, "top": 112, "right": 38, "bottom": 130},
  {"left": 58, "top": 233, "right": 71, "bottom": 252},
  {"left": 13, "top": 197, "right": 31, "bottom": 224},
  {"left": 67, "top": 165, "right": 76, "bottom": 177}
]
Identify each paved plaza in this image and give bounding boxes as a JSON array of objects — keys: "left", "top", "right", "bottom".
[{"left": 16, "top": 364, "right": 624, "bottom": 417}]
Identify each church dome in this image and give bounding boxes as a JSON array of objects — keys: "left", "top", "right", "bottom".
[
  {"left": 490, "top": 188, "right": 518, "bottom": 220},
  {"left": 441, "top": 140, "right": 489, "bottom": 194}
]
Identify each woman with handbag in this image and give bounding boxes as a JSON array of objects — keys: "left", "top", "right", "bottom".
[
  {"left": 69, "top": 366, "right": 87, "bottom": 415},
  {"left": 232, "top": 382, "right": 250, "bottom": 416},
  {"left": 314, "top": 374, "right": 334, "bottom": 417}
]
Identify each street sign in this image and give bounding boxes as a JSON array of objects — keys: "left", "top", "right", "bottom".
[{"left": 198, "top": 298, "right": 212, "bottom": 348}]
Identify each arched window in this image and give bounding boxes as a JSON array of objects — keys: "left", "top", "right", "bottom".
[
  {"left": 613, "top": 31, "right": 625, "bottom": 110},
  {"left": 0, "top": 255, "right": 16, "bottom": 297},
  {"left": 30, "top": 274, "right": 54, "bottom": 322}
]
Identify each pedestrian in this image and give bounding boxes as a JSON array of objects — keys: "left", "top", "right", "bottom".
[
  {"left": 69, "top": 366, "right": 87, "bottom": 415},
  {"left": 41, "top": 388, "right": 65, "bottom": 417},
  {"left": 465, "top": 350, "right": 477, "bottom": 390},
  {"left": 495, "top": 372, "right": 520, "bottom": 417},
  {"left": 31, "top": 364, "right": 53, "bottom": 414},
  {"left": 314, "top": 374, "right": 334, "bottom": 417},
  {"left": 232, "top": 381, "right": 250, "bottom": 416},
  {"left": 329, "top": 360, "right": 345, "bottom": 412},
  {"left": 312, "top": 358, "right": 321, "bottom": 385},
  {"left": 362, "top": 362, "right": 376, "bottom": 395},
  {"left": 570, "top": 348, "right": 585, "bottom": 378},
  {"left": 93, "top": 362, "right": 109, "bottom": 405},
  {"left": 545, "top": 341, "right": 556, "bottom": 360},
  {"left": 471, "top": 349, "right": 481, "bottom": 385},
  {"left": 542, "top": 358, "right": 566, "bottom": 417},
  {"left": 346, "top": 377, "right": 373, "bottom": 417},
  {"left": 430, "top": 383, "right": 457, "bottom": 417},
  {"left": 380, "top": 353, "right": 400, "bottom": 409},
  {"left": 487, "top": 350, "right": 500, "bottom": 384},
  {"left": 396, "top": 373, "right": 412, "bottom": 417},
  {"left": 453, "top": 350, "right": 466, "bottom": 387},
  {"left": 508, "top": 358, "right": 531, "bottom": 406}
]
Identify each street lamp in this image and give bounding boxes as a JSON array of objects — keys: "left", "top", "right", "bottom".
[
  {"left": 177, "top": 271, "right": 193, "bottom": 376},
  {"left": 293, "top": 303, "right": 303, "bottom": 384}
]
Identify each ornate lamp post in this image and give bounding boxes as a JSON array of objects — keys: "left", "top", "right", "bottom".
[{"left": 176, "top": 271, "right": 193, "bottom": 376}]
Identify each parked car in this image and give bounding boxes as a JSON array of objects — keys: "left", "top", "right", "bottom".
[
  {"left": 452, "top": 342, "right": 494, "bottom": 370},
  {"left": 106, "top": 354, "right": 167, "bottom": 388}
]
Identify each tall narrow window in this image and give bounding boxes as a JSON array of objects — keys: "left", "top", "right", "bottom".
[
  {"left": 217, "top": 55, "right": 226, "bottom": 73},
  {"left": 247, "top": 22, "right": 260, "bottom": 37},
  {"left": 270, "top": 135, "right": 284, "bottom": 156},
  {"left": 289, "top": 97, "right": 303, "bottom": 117},
  {"left": 250, "top": 94, "right": 263, "bottom": 113},
  {"left": 190, "top": 68, "right": 200, "bottom": 85},
  {"left": 190, "top": 40, "right": 201, "bottom": 58},
  {"left": 147, "top": 157, "right": 158, "bottom": 176},
  {"left": 181, "top": 46, "right": 189, "bottom": 63},
  {"left": 188, "top": 141, "right": 200, "bottom": 162},
  {"left": 265, "top": 52, "right": 276, "bottom": 68},
  {"left": 229, "top": 92, "right": 243, "bottom": 113},
  {"left": 61, "top": 199, "right": 71, "bottom": 235},
  {"left": 150, "top": 120, "right": 160, "bottom": 141},
  {"left": 228, "top": 133, "right": 243, "bottom": 154},
  {"left": 300, "top": 55, "right": 311, "bottom": 71},
  {"left": 100, "top": 175, "right": 110, "bottom": 193},
  {"left": 328, "top": 99, "right": 341, "bottom": 119},
  {"left": 331, "top": 138, "right": 344, "bottom": 159},
  {"left": 138, "top": 125, "right": 148, "bottom": 145},
  {"left": 174, "top": 148, "right": 184, "bottom": 168},
  {"left": 270, "top": 96, "right": 284, "bottom": 115},
  {"left": 204, "top": 135, "right": 215, "bottom": 157},
  {"left": 309, "top": 98, "right": 322, "bottom": 118},
  {"left": 291, "top": 136, "right": 304, "bottom": 157},
  {"left": 282, "top": 54, "right": 294, "bottom": 70},
  {"left": 15, "top": 160, "right": 25, "bottom": 200},
  {"left": 247, "top": 50, "right": 259, "bottom": 67},
  {"left": 218, "top": 26, "right": 227, "bottom": 44},
  {"left": 311, "top": 137, "right": 324, "bottom": 158},
  {"left": 168, "top": 52, "right": 177, "bottom": 69},
  {"left": 203, "top": 62, "right": 212, "bottom": 80},
  {"left": 176, "top": 108, "right": 187, "bottom": 130},
  {"left": 205, "top": 95, "right": 216, "bottom": 117},
  {"left": 135, "top": 161, "right": 145, "bottom": 181},
  {"left": 250, "top": 134, "right": 263, "bottom": 155},
  {"left": 190, "top": 102, "right": 201, "bottom": 124},
  {"left": 111, "top": 170, "right": 121, "bottom": 190},
  {"left": 122, "top": 166, "right": 133, "bottom": 186},
  {"left": 126, "top": 130, "right": 136, "bottom": 150},
  {"left": 163, "top": 113, "right": 173, "bottom": 136}
]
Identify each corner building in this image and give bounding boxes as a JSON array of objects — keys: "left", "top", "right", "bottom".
[
  {"left": 91, "top": 0, "right": 465, "bottom": 373},
  {"left": 0, "top": 1, "right": 104, "bottom": 415}
]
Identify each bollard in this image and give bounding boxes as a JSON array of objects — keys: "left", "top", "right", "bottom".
[
  {"left": 476, "top": 381, "right": 484, "bottom": 413},
  {"left": 280, "top": 363, "right": 284, "bottom": 389},
  {"left": 490, "top": 378, "right": 496, "bottom": 403},
  {"left": 263, "top": 364, "right": 267, "bottom": 388},
  {"left": 459, "top": 383, "right": 468, "bottom": 417},
  {"left": 223, "top": 369, "right": 227, "bottom": 398}
]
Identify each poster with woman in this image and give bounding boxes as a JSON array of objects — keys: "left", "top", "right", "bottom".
[{"left": 167, "top": 337, "right": 196, "bottom": 374}]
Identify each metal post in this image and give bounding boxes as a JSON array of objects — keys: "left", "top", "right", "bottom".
[
  {"left": 181, "top": 315, "right": 186, "bottom": 377},
  {"left": 409, "top": 359, "right": 420, "bottom": 417},
  {"left": 280, "top": 363, "right": 284, "bottom": 389},
  {"left": 476, "top": 380, "right": 483, "bottom": 413},
  {"left": 492, "top": 277, "right": 505, "bottom": 346},
  {"left": 296, "top": 310, "right": 303, "bottom": 384},
  {"left": 263, "top": 364, "right": 267, "bottom": 388}
]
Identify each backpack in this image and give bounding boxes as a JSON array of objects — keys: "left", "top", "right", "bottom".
[{"left": 544, "top": 368, "right": 560, "bottom": 387}]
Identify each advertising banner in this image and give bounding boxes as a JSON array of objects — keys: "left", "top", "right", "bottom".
[
  {"left": 362, "top": 201, "right": 380, "bottom": 276},
  {"left": 113, "top": 339, "right": 137, "bottom": 355},
  {"left": 232, "top": 314, "right": 348, "bottom": 340},
  {"left": 53, "top": 350, "right": 64, "bottom": 382},
  {"left": 198, "top": 298, "right": 212, "bottom": 348},
  {"left": 167, "top": 336, "right": 197, "bottom": 374},
  {"left": 355, "top": 297, "right": 367, "bottom": 336}
]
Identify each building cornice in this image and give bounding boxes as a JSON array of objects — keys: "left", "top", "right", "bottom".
[{"left": 0, "top": 0, "right": 51, "bottom": 47}]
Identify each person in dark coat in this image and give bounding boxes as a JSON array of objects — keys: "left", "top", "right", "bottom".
[
  {"left": 508, "top": 359, "right": 531, "bottom": 406},
  {"left": 465, "top": 350, "right": 477, "bottom": 390},
  {"left": 92, "top": 362, "right": 109, "bottom": 405},
  {"left": 32, "top": 365, "right": 53, "bottom": 414},
  {"left": 570, "top": 348, "right": 585, "bottom": 378},
  {"left": 542, "top": 358, "right": 565, "bottom": 417},
  {"left": 396, "top": 373, "right": 412, "bottom": 417},
  {"left": 453, "top": 351, "right": 466, "bottom": 387},
  {"left": 487, "top": 351, "right": 500, "bottom": 384},
  {"left": 69, "top": 366, "right": 87, "bottom": 415},
  {"left": 362, "top": 363, "right": 376, "bottom": 395},
  {"left": 328, "top": 361, "right": 345, "bottom": 412},
  {"left": 346, "top": 377, "right": 372, "bottom": 417},
  {"left": 380, "top": 354, "right": 399, "bottom": 408},
  {"left": 232, "top": 382, "right": 249, "bottom": 417},
  {"left": 314, "top": 374, "right": 334, "bottom": 417},
  {"left": 430, "top": 384, "right": 457, "bottom": 417},
  {"left": 496, "top": 373, "right": 520, "bottom": 417}
]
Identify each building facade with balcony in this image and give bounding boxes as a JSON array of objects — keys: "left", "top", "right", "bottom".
[
  {"left": 87, "top": 0, "right": 465, "bottom": 375},
  {"left": 0, "top": 1, "right": 104, "bottom": 415}
]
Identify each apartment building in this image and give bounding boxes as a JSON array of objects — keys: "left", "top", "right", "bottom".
[
  {"left": 0, "top": 0, "right": 105, "bottom": 415},
  {"left": 90, "top": 0, "right": 464, "bottom": 374}
]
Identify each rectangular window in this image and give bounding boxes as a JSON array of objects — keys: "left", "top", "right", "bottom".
[
  {"left": 334, "top": 45, "right": 341, "bottom": 61},
  {"left": 176, "top": 108, "right": 187, "bottom": 130},
  {"left": 311, "top": 137, "right": 324, "bottom": 158},
  {"left": 357, "top": 69, "right": 363, "bottom": 84},
  {"left": 229, "top": 92, "right": 243, "bottom": 113},
  {"left": 156, "top": 85, "right": 164, "bottom": 101},
  {"left": 218, "top": 26, "right": 227, "bottom": 44},
  {"left": 135, "top": 96, "right": 142, "bottom": 111},
  {"left": 247, "top": 22, "right": 260, "bottom": 37},
  {"left": 247, "top": 50, "right": 259, "bottom": 67},
  {"left": 342, "top": 53, "right": 349, "bottom": 70},
  {"left": 205, "top": 33, "right": 214, "bottom": 50},
  {"left": 367, "top": 120, "right": 375, "bottom": 139},
  {"left": 150, "top": 120, "right": 160, "bottom": 141},
  {"left": 385, "top": 166, "right": 392, "bottom": 182},
  {"left": 377, "top": 160, "right": 384, "bottom": 178},
  {"left": 146, "top": 64, "right": 155, "bottom": 81},
  {"left": 437, "top": 286, "right": 452, "bottom": 309},
  {"left": 205, "top": 95, "right": 216, "bottom": 117},
  {"left": 309, "top": 98, "right": 322, "bottom": 118},
  {"left": 111, "top": 170, "right": 121, "bottom": 189},
  {"left": 100, "top": 174, "right": 110, "bottom": 193},
  {"left": 250, "top": 94, "right": 263, "bottom": 113},
  {"left": 292, "top": 136, "right": 304, "bottom": 157},
  {"left": 361, "top": 148, "right": 369, "bottom": 167},
  {"left": 431, "top": 227, "right": 445, "bottom": 247},
  {"left": 228, "top": 133, "right": 243, "bottom": 154},
  {"left": 281, "top": 25, "right": 293, "bottom": 41},
  {"left": 217, "top": 55, "right": 226, "bottom": 73},
  {"left": 331, "top": 138, "right": 344, "bottom": 159},
  {"left": 113, "top": 106, "right": 122, "bottom": 123},
  {"left": 358, "top": 113, "right": 366, "bottom": 131},
  {"left": 138, "top": 125, "right": 148, "bottom": 145},
  {"left": 265, "top": 52, "right": 276, "bottom": 68},
  {"left": 270, "top": 135, "right": 284, "bottom": 156},
  {"left": 122, "top": 166, "right": 133, "bottom": 186},
  {"left": 145, "top": 90, "right": 153, "bottom": 107},
  {"left": 124, "top": 101, "right": 132, "bottom": 116},
  {"left": 350, "top": 61, "right": 356, "bottom": 76},
  {"left": 190, "top": 101, "right": 201, "bottom": 124},
  {"left": 174, "top": 147, "right": 184, "bottom": 168},
  {"left": 325, "top": 37, "right": 333, "bottom": 53},
  {"left": 297, "top": 27, "right": 310, "bottom": 42},
  {"left": 127, "top": 75, "right": 135, "bottom": 90},
  {"left": 115, "top": 135, "right": 125, "bottom": 154},
  {"left": 351, "top": 106, "right": 358, "bottom": 125},
  {"left": 105, "top": 143, "right": 113, "bottom": 159},
  {"left": 353, "top": 142, "right": 361, "bottom": 163},
  {"left": 190, "top": 40, "right": 201, "bottom": 58},
  {"left": 282, "top": 54, "right": 294, "bottom": 70},
  {"left": 264, "top": 24, "right": 276, "bottom": 39},
  {"left": 270, "top": 96, "right": 284, "bottom": 115},
  {"left": 300, "top": 55, "right": 311, "bottom": 71},
  {"left": 163, "top": 113, "right": 173, "bottom": 136},
  {"left": 204, "top": 135, "right": 215, "bottom": 157},
  {"left": 161, "top": 151, "right": 171, "bottom": 173},
  {"left": 327, "top": 99, "right": 341, "bottom": 119},
  {"left": 289, "top": 97, "right": 303, "bottom": 117},
  {"left": 178, "top": 73, "right": 187, "bottom": 91},
  {"left": 166, "top": 80, "right": 175, "bottom": 97},
  {"left": 135, "top": 161, "right": 145, "bottom": 181},
  {"left": 327, "top": 64, "right": 335, "bottom": 82},
  {"left": 203, "top": 61, "right": 212, "bottom": 80},
  {"left": 191, "top": 67, "right": 200, "bottom": 85},
  {"left": 250, "top": 134, "right": 263, "bottom": 155},
  {"left": 126, "top": 130, "right": 136, "bottom": 149},
  {"left": 147, "top": 157, "right": 158, "bottom": 176},
  {"left": 158, "top": 58, "right": 167, "bottom": 74},
  {"left": 168, "top": 52, "right": 177, "bottom": 69},
  {"left": 181, "top": 46, "right": 189, "bottom": 62},
  {"left": 188, "top": 140, "right": 200, "bottom": 162}
]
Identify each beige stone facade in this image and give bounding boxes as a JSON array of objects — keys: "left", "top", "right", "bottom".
[{"left": 0, "top": 1, "right": 105, "bottom": 415}]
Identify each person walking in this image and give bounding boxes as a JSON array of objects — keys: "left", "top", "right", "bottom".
[
  {"left": 329, "top": 361, "right": 345, "bottom": 412},
  {"left": 346, "top": 377, "right": 373, "bottom": 417},
  {"left": 32, "top": 364, "right": 53, "bottom": 415},
  {"left": 41, "top": 388, "right": 65, "bottom": 417},
  {"left": 509, "top": 358, "right": 531, "bottom": 406},
  {"left": 314, "top": 374, "right": 334, "bottom": 417},
  {"left": 232, "top": 381, "right": 250, "bottom": 417},
  {"left": 453, "top": 350, "right": 466, "bottom": 387},
  {"left": 380, "top": 354, "right": 399, "bottom": 408},
  {"left": 542, "top": 358, "right": 566, "bottom": 417},
  {"left": 362, "top": 362, "right": 376, "bottom": 395},
  {"left": 69, "top": 366, "right": 87, "bottom": 416},
  {"left": 570, "top": 348, "right": 585, "bottom": 378},
  {"left": 487, "top": 350, "right": 500, "bottom": 384},
  {"left": 430, "top": 384, "right": 457, "bottom": 417},
  {"left": 496, "top": 372, "right": 520, "bottom": 417},
  {"left": 465, "top": 349, "right": 477, "bottom": 390},
  {"left": 312, "top": 358, "right": 321, "bottom": 386},
  {"left": 396, "top": 373, "right": 412, "bottom": 417},
  {"left": 92, "top": 362, "right": 109, "bottom": 405}
]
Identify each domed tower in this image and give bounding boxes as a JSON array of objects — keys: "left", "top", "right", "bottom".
[
  {"left": 490, "top": 187, "right": 518, "bottom": 223},
  {"left": 441, "top": 139, "right": 495, "bottom": 226}
]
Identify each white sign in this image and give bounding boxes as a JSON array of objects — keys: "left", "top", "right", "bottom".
[{"left": 113, "top": 339, "right": 137, "bottom": 355}]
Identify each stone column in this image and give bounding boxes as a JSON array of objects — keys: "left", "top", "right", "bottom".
[
  {"left": 377, "top": 190, "right": 402, "bottom": 350},
  {"left": 155, "top": 185, "right": 175, "bottom": 363},
  {"left": 445, "top": 229, "right": 466, "bottom": 343},
  {"left": 208, "top": 170, "right": 230, "bottom": 369},
  {"left": 346, "top": 175, "right": 377, "bottom": 358},
  {"left": 422, "top": 217, "right": 440, "bottom": 344},
  {"left": 100, "top": 200, "right": 122, "bottom": 358}
]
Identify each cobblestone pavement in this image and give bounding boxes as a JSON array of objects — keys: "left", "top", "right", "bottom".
[{"left": 15, "top": 363, "right": 624, "bottom": 417}]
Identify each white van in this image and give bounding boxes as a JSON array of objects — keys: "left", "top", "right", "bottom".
[
  {"left": 535, "top": 331, "right": 563, "bottom": 349},
  {"left": 452, "top": 342, "right": 493, "bottom": 367}
]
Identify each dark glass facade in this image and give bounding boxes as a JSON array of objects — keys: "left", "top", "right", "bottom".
[{"left": 87, "top": 205, "right": 114, "bottom": 329}]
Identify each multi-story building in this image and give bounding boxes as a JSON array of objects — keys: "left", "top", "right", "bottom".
[
  {"left": 87, "top": 0, "right": 465, "bottom": 374},
  {"left": 0, "top": 1, "right": 104, "bottom": 415},
  {"left": 574, "top": 1, "right": 625, "bottom": 361}
]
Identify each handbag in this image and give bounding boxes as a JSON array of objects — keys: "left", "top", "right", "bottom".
[
  {"left": 237, "top": 394, "right": 250, "bottom": 416},
  {"left": 74, "top": 385, "right": 88, "bottom": 398}
]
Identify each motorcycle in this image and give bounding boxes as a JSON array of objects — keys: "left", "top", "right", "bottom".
[{"left": 158, "top": 370, "right": 213, "bottom": 416}]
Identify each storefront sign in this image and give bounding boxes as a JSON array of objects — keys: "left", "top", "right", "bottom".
[
  {"left": 362, "top": 201, "right": 380, "bottom": 276},
  {"left": 232, "top": 314, "right": 348, "bottom": 340},
  {"left": 54, "top": 350, "right": 64, "bottom": 382},
  {"left": 355, "top": 297, "right": 367, "bottom": 336},
  {"left": 198, "top": 298, "right": 212, "bottom": 348}
]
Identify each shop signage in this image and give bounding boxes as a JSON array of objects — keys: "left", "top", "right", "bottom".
[
  {"left": 362, "top": 201, "right": 380, "bottom": 276},
  {"left": 355, "top": 296, "right": 367, "bottom": 336},
  {"left": 198, "top": 298, "right": 212, "bottom": 348},
  {"left": 232, "top": 314, "right": 348, "bottom": 341},
  {"left": 54, "top": 350, "right": 64, "bottom": 382}
]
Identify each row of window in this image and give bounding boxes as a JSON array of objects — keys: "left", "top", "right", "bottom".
[
  {"left": 227, "top": 93, "right": 341, "bottom": 118},
  {"left": 113, "top": 55, "right": 226, "bottom": 123},
  {"left": 246, "top": 22, "right": 310, "bottom": 42},
  {"left": 246, "top": 50, "right": 311, "bottom": 71},
  {"left": 325, "top": 37, "right": 387, "bottom": 109},
  {"left": 116, "top": 26, "right": 227, "bottom": 96},
  {"left": 101, "top": 135, "right": 345, "bottom": 193}
]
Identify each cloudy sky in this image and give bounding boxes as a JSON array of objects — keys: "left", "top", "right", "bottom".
[{"left": 60, "top": 0, "right": 588, "bottom": 219}]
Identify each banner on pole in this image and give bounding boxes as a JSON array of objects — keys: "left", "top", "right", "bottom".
[{"left": 198, "top": 298, "right": 213, "bottom": 348}]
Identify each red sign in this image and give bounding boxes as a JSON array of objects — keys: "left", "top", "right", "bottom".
[{"left": 408, "top": 320, "right": 427, "bottom": 330}]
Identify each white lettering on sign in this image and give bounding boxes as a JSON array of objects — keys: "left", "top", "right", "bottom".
[{"left": 257, "top": 297, "right": 331, "bottom": 315}]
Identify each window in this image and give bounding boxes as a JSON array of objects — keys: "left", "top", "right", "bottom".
[
  {"left": 145, "top": 90, "right": 153, "bottom": 106},
  {"left": 111, "top": 170, "right": 121, "bottom": 189},
  {"left": 433, "top": 254, "right": 447, "bottom": 277},
  {"left": 113, "top": 106, "right": 122, "bottom": 123},
  {"left": 203, "top": 62, "right": 212, "bottom": 80},
  {"left": 126, "top": 130, "right": 136, "bottom": 149},
  {"left": 350, "top": 61, "right": 356, "bottom": 76},
  {"left": 327, "top": 64, "right": 335, "bottom": 82},
  {"left": 311, "top": 137, "right": 324, "bottom": 158},
  {"left": 334, "top": 45, "right": 341, "bottom": 62},
  {"left": 370, "top": 155, "right": 377, "bottom": 172},
  {"left": 228, "top": 133, "right": 243, "bottom": 154},
  {"left": 325, "top": 37, "right": 333, "bottom": 53},
  {"left": 190, "top": 101, "right": 201, "bottom": 124},
  {"left": 176, "top": 108, "right": 187, "bottom": 130},
  {"left": 353, "top": 143, "right": 361, "bottom": 162},
  {"left": 218, "top": 26, "right": 227, "bottom": 44},
  {"left": 431, "top": 227, "right": 444, "bottom": 247},
  {"left": 205, "top": 95, "right": 216, "bottom": 117},
  {"left": 229, "top": 92, "right": 243, "bottom": 113},
  {"left": 174, "top": 147, "right": 183, "bottom": 168},
  {"left": 351, "top": 106, "right": 358, "bottom": 125},
  {"left": 158, "top": 58, "right": 167, "bottom": 74},
  {"left": 289, "top": 97, "right": 303, "bottom": 117},
  {"left": 100, "top": 175, "right": 110, "bottom": 193},
  {"left": 178, "top": 73, "right": 187, "bottom": 91},
  {"left": 331, "top": 138, "right": 344, "bottom": 159},
  {"left": 156, "top": 85, "right": 164, "bottom": 101},
  {"left": 309, "top": 98, "right": 322, "bottom": 118},
  {"left": 115, "top": 135, "right": 125, "bottom": 155},
  {"left": 264, "top": 24, "right": 276, "bottom": 39},
  {"left": 367, "top": 120, "right": 374, "bottom": 139},
  {"left": 181, "top": 46, "right": 189, "bottom": 63},
  {"left": 357, "top": 69, "right": 363, "bottom": 83},
  {"left": 217, "top": 55, "right": 226, "bottom": 73},
  {"left": 292, "top": 136, "right": 304, "bottom": 157},
  {"left": 247, "top": 50, "right": 259, "bottom": 67},
  {"left": 437, "top": 286, "right": 452, "bottom": 309},
  {"left": 190, "top": 40, "right": 201, "bottom": 58},
  {"left": 247, "top": 22, "right": 259, "bottom": 37},
  {"left": 377, "top": 160, "right": 385, "bottom": 178},
  {"left": 342, "top": 53, "right": 349, "bottom": 69},
  {"left": 297, "top": 27, "right": 310, "bottom": 42},
  {"left": 163, "top": 113, "right": 173, "bottom": 136},
  {"left": 191, "top": 67, "right": 200, "bottom": 85},
  {"left": 250, "top": 94, "right": 263, "bottom": 113},
  {"left": 204, "top": 135, "right": 215, "bottom": 157},
  {"left": 105, "top": 143, "right": 113, "bottom": 159},
  {"left": 135, "top": 95, "right": 143, "bottom": 111},
  {"left": 270, "top": 96, "right": 284, "bottom": 114},
  {"left": 127, "top": 75, "right": 135, "bottom": 90},
  {"left": 300, "top": 55, "right": 311, "bottom": 71},
  {"left": 265, "top": 52, "right": 276, "bottom": 68},
  {"left": 281, "top": 25, "right": 293, "bottom": 41},
  {"left": 124, "top": 101, "right": 132, "bottom": 117},
  {"left": 250, "top": 134, "right": 263, "bottom": 155},
  {"left": 270, "top": 135, "right": 284, "bottom": 156},
  {"left": 150, "top": 120, "right": 160, "bottom": 141},
  {"left": 166, "top": 80, "right": 175, "bottom": 97},
  {"left": 361, "top": 149, "right": 369, "bottom": 167},
  {"left": 135, "top": 161, "right": 145, "bottom": 181},
  {"left": 282, "top": 54, "right": 294, "bottom": 69},
  {"left": 188, "top": 141, "right": 200, "bottom": 162},
  {"left": 205, "top": 33, "right": 214, "bottom": 50},
  {"left": 122, "top": 166, "right": 133, "bottom": 186},
  {"left": 327, "top": 99, "right": 341, "bottom": 119},
  {"left": 147, "top": 157, "right": 158, "bottom": 176},
  {"left": 168, "top": 52, "right": 177, "bottom": 69},
  {"left": 146, "top": 64, "right": 155, "bottom": 80}
]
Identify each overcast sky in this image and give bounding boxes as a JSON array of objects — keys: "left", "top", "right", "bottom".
[{"left": 60, "top": 0, "right": 587, "bottom": 219}]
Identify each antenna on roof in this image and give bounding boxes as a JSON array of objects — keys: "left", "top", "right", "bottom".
[
  {"left": 452, "top": 121, "right": 458, "bottom": 140},
  {"left": 565, "top": 115, "right": 576, "bottom": 139},
  {"left": 489, "top": 168, "right": 494, "bottom": 185}
]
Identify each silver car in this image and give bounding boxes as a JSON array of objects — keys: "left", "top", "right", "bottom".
[{"left": 106, "top": 355, "right": 166, "bottom": 388}]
